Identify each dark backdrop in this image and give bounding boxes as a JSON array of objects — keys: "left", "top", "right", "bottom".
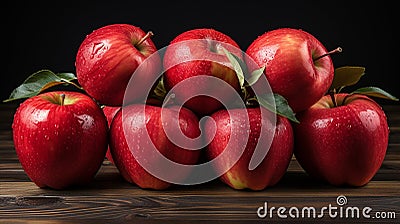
[{"left": 3, "top": 1, "right": 398, "bottom": 105}]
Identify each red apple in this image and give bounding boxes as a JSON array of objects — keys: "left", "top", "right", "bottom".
[
  {"left": 75, "top": 23, "right": 161, "bottom": 106},
  {"left": 245, "top": 28, "right": 336, "bottom": 112},
  {"left": 109, "top": 104, "right": 201, "bottom": 190},
  {"left": 293, "top": 93, "right": 389, "bottom": 186},
  {"left": 163, "top": 28, "right": 243, "bottom": 116},
  {"left": 102, "top": 99, "right": 162, "bottom": 165},
  {"left": 204, "top": 107, "right": 294, "bottom": 190},
  {"left": 102, "top": 105, "right": 120, "bottom": 164},
  {"left": 12, "top": 91, "right": 108, "bottom": 189}
]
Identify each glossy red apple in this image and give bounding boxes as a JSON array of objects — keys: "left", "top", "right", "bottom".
[
  {"left": 293, "top": 93, "right": 389, "bottom": 186},
  {"left": 102, "top": 99, "right": 162, "bottom": 165},
  {"left": 75, "top": 23, "right": 161, "bottom": 106},
  {"left": 246, "top": 28, "right": 337, "bottom": 112},
  {"left": 12, "top": 91, "right": 108, "bottom": 189},
  {"left": 109, "top": 104, "right": 201, "bottom": 190},
  {"left": 204, "top": 107, "right": 294, "bottom": 190},
  {"left": 102, "top": 105, "right": 120, "bottom": 164},
  {"left": 163, "top": 28, "right": 243, "bottom": 116}
]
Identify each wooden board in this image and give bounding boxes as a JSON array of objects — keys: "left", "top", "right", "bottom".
[{"left": 1, "top": 103, "right": 399, "bottom": 223}]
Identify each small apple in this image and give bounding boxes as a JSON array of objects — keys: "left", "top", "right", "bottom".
[
  {"left": 163, "top": 28, "right": 243, "bottom": 116},
  {"left": 109, "top": 104, "right": 201, "bottom": 190},
  {"left": 75, "top": 23, "right": 161, "bottom": 106},
  {"left": 204, "top": 107, "right": 294, "bottom": 190},
  {"left": 293, "top": 93, "right": 389, "bottom": 186},
  {"left": 102, "top": 105, "right": 120, "bottom": 164},
  {"left": 12, "top": 91, "right": 108, "bottom": 189},
  {"left": 245, "top": 28, "right": 338, "bottom": 112}
]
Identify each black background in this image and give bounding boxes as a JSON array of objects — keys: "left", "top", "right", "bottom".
[{"left": 3, "top": 1, "right": 399, "bottom": 105}]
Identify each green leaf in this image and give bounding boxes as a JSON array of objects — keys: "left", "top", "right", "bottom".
[
  {"left": 222, "top": 48, "right": 244, "bottom": 88},
  {"left": 57, "top": 72, "right": 78, "bottom": 81},
  {"left": 330, "top": 66, "right": 365, "bottom": 92},
  {"left": 228, "top": 50, "right": 249, "bottom": 77},
  {"left": 351, "top": 86, "right": 399, "bottom": 101},
  {"left": 246, "top": 66, "right": 265, "bottom": 86},
  {"left": 258, "top": 93, "right": 299, "bottom": 123},
  {"left": 3, "top": 69, "right": 79, "bottom": 102}
]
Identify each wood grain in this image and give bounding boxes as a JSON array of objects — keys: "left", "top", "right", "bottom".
[{"left": 1, "top": 103, "right": 399, "bottom": 223}]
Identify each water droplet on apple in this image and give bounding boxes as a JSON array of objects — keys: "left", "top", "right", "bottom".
[
  {"left": 75, "top": 114, "right": 95, "bottom": 130},
  {"left": 359, "top": 109, "right": 379, "bottom": 131},
  {"left": 253, "top": 137, "right": 258, "bottom": 142},
  {"left": 90, "top": 41, "right": 109, "bottom": 59}
]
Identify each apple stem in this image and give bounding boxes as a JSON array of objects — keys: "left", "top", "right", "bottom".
[
  {"left": 313, "top": 47, "right": 342, "bottom": 62},
  {"left": 162, "top": 93, "right": 176, "bottom": 107},
  {"left": 60, "top": 94, "right": 66, "bottom": 106},
  {"left": 342, "top": 94, "right": 352, "bottom": 105},
  {"left": 329, "top": 90, "right": 337, "bottom": 107},
  {"left": 135, "top": 31, "right": 154, "bottom": 47}
]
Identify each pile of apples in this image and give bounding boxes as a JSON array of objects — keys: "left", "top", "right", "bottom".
[{"left": 10, "top": 24, "right": 395, "bottom": 190}]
